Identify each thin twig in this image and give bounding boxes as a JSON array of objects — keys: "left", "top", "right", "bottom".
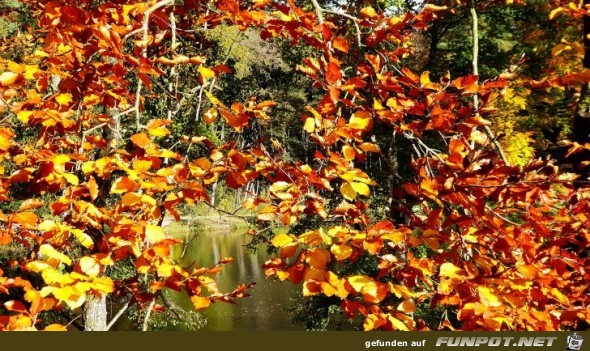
[
  {"left": 106, "top": 301, "right": 130, "bottom": 331},
  {"left": 322, "top": 9, "right": 363, "bottom": 48},
  {"left": 142, "top": 298, "right": 156, "bottom": 331}
]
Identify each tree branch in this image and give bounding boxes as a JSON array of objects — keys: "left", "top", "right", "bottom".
[
  {"left": 309, "top": 1, "right": 363, "bottom": 48},
  {"left": 142, "top": 298, "right": 156, "bottom": 331},
  {"left": 106, "top": 301, "right": 130, "bottom": 331}
]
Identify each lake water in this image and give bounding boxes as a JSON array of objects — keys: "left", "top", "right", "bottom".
[{"left": 167, "top": 229, "right": 303, "bottom": 331}]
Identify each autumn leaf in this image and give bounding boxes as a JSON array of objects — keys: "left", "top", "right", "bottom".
[
  {"left": 340, "top": 182, "right": 357, "bottom": 201},
  {"left": 333, "top": 37, "right": 349, "bottom": 53},
  {"left": 0, "top": 71, "right": 19, "bottom": 86},
  {"left": 348, "top": 111, "right": 372, "bottom": 130},
  {"left": 145, "top": 224, "right": 165, "bottom": 244},
  {"left": 39, "top": 244, "right": 72, "bottom": 266},
  {"left": 55, "top": 93, "right": 73, "bottom": 106},
  {"left": 204, "top": 108, "right": 218, "bottom": 124},
  {"left": 198, "top": 66, "right": 216, "bottom": 83},
  {"left": 330, "top": 243, "right": 353, "bottom": 261},
  {"left": 130, "top": 133, "right": 152, "bottom": 148},
  {"left": 77, "top": 256, "right": 100, "bottom": 277},
  {"left": 271, "top": 233, "right": 294, "bottom": 248},
  {"left": 191, "top": 296, "right": 211, "bottom": 310}
]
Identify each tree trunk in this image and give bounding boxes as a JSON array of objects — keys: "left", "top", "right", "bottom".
[
  {"left": 574, "top": 0, "right": 590, "bottom": 146},
  {"left": 572, "top": 0, "right": 590, "bottom": 185},
  {"left": 469, "top": 0, "right": 510, "bottom": 165},
  {"left": 84, "top": 293, "right": 107, "bottom": 331}
]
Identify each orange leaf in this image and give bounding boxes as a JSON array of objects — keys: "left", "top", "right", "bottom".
[
  {"left": 12, "top": 212, "right": 38, "bottom": 229},
  {"left": 191, "top": 296, "right": 211, "bottom": 310},
  {"left": 326, "top": 61, "right": 342, "bottom": 85},
  {"left": 516, "top": 264, "right": 538, "bottom": 279},
  {"left": 44, "top": 324, "right": 67, "bottom": 331},
  {"left": 219, "top": 257, "right": 234, "bottom": 264},
  {"left": 19, "top": 199, "right": 44, "bottom": 211},
  {"left": 342, "top": 145, "right": 356, "bottom": 160},
  {"left": 397, "top": 301, "right": 417, "bottom": 313},
  {"left": 203, "top": 108, "right": 218, "bottom": 125},
  {"left": 130, "top": 133, "right": 152, "bottom": 148},
  {"left": 333, "top": 37, "right": 349, "bottom": 53}
]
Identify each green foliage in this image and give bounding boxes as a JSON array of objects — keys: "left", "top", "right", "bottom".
[{"left": 290, "top": 295, "right": 358, "bottom": 331}]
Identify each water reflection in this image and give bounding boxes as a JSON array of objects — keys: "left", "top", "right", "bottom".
[{"left": 168, "top": 229, "right": 302, "bottom": 331}]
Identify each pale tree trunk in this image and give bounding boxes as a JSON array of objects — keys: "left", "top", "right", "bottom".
[
  {"left": 574, "top": 0, "right": 590, "bottom": 146},
  {"left": 84, "top": 294, "right": 107, "bottom": 331},
  {"left": 572, "top": 0, "right": 590, "bottom": 185},
  {"left": 468, "top": 0, "right": 510, "bottom": 165}
]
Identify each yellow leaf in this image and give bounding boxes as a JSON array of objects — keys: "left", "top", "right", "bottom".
[
  {"left": 550, "top": 287, "right": 570, "bottom": 305},
  {"left": 78, "top": 256, "right": 100, "bottom": 277},
  {"left": 388, "top": 315, "right": 409, "bottom": 331},
  {"left": 145, "top": 224, "right": 165, "bottom": 244},
  {"left": 91, "top": 276, "right": 114, "bottom": 294},
  {"left": 148, "top": 126, "right": 170, "bottom": 137},
  {"left": 81, "top": 161, "right": 95, "bottom": 174},
  {"left": 44, "top": 324, "right": 67, "bottom": 331},
  {"left": 39, "top": 244, "right": 72, "bottom": 266},
  {"left": 340, "top": 182, "right": 357, "bottom": 201},
  {"left": 25, "top": 260, "right": 52, "bottom": 273},
  {"left": 420, "top": 71, "right": 431, "bottom": 86},
  {"left": 51, "top": 287, "right": 86, "bottom": 309},
  {"left": 477, "top": 286, "right": 501, "bottom": 307},
  {"left": 17, "top": 110, "right": 34, "bottom": 123},
  {"left": 348, "top": 275, "right": 373, "bottom": 292},
  {"left": 0, "top": 71, "right": 19, "bottom": 86},
  {"left": 360, "top": 6, "right": 377, "bottom": 18},
  {"left": 312, "top": 230, "right": 328, "bottom": 247},
  {"left": 63, "top": 173, "right": 79, "bottom": 185},
  {"left": 340, "top": 170, "right": 375, "bottom": 184},
  {"left": 23, "top": 65, "right": 39, "bottom": 80},
  {"left": 271, "top": 233, "right": 294, "bottom": 248},
  {"left": 52, "top": 154, "right": 71, "bottom": 165},
  {"left": 204, "top": 91, "right": 225, "bottom": 108},
  {"left": 33, "top": 50, "right": 49, "bottom": 58},
  {"left": 330, "top": 243, "right": 353, "bottom": 261},
  {"left": 348, "top": 111, "right": 371, "bottom": 130},
  {"left": 304, "top": 117, "right": 316, "bottom": 133},
  {"left": 549, "top": 7, "right": 564, "bottom": 20},
  {"left": 55, "top": 93, "right": 73, "bottom": 106},
  {"left": 191, "top": 296, "right": 211, "bottom": 310},
  {"left": 390, "top": 284, "right": 415, "bottom": 298},
  {"left": 198, "top": 66, "right": 216, "bottom": 82},
  {"left": 439, "top": 262, "right": 463, "bottom": 278},
  {"left": 351, "top": 182, "right": 370, "bottom": 196},
  {"left": 71, "top": 228, "right": 93, "bottom": 249},
  {"left": 132, "top": 159, "right": 152, "bottom": 173}
]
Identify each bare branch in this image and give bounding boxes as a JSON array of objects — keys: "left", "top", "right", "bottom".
[
  {"left": 106, "top": 301, "right": 130, "bottom": 331},
  {"left": 142, "top": 298, "right": 156, "bottom": 331}
]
